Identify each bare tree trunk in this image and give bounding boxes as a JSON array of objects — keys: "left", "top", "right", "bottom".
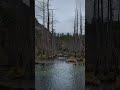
[
  {"left": 41, "top": 0, "right": 46, "bottom": 60},
  {"left": 51, "top": 10, "right": 55, "bottom": 57},
  {"left": 80, "top": 5, "right": 83, "bottom": 57},
  {"left": 74, "top": 10, "right": 76, "bottom": 57},
  {"left": 47, "top": 0, "right": 50, "bottom": 58},
  {"left": 43, "top": 0, "right": 45, "bottom": 26}
]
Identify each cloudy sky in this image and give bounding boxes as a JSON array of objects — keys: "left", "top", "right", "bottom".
[{"left": 35, "top": 0, "right": 85, "bottom": 34}]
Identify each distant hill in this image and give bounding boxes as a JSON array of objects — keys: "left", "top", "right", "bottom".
[
  {"left": 35, "top": 18, "right": 42, "bottom": 27},
  {"left": 35, "top": 18, "right": 52, "bottom": 60}
]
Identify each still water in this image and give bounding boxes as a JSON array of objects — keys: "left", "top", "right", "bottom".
[{"left": 35, "top": 57, "right": 85, "bottom": 90}]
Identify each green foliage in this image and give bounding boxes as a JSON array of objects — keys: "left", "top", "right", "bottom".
[{"left": 59, "top": 34, "right": 73, "bottom": 42}]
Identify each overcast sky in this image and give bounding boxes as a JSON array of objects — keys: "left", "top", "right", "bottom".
[{"left": 35, "top": 0, "right": 85, "bottom": 34}]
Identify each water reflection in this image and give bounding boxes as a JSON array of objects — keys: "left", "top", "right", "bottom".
[{"left": 35, "top": 59, "right": 85, "bottom": 90}]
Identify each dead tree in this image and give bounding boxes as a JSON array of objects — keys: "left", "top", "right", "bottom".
[
  {"left": 50, "top": 9, "right": 56, "bottom": 57},
  {"left": 42, "top": 0, "right": 45, "bottom": 26},
  {"left": 73, "top": 8, "right": 79, "bottom": 57},
  {"left": 44, "top": 0, "right": 50, "bottom": 58},
  {"left": 79, "top": 4, "right": 83, "bottom": 57}
]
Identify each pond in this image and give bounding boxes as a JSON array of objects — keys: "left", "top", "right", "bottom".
[{"left": 35, "top": 57, "right": 85, "bottom": 90}]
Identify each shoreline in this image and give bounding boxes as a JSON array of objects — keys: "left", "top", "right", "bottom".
[{"left": 35, "top": 60, "right": 85, "bottom": 64}]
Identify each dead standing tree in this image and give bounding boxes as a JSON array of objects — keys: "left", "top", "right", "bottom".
[
  {"left": 35, "top": 0, "right": 47, "bottom": 59},
  {"left": 50, "top": 9, "right": 56, "bottom": 57},
  {"left": 73, "top": 8, "right": 79, "bottom": 58},
  {"left": 36, "top": 0, "right": 51, "bottom": 59},
  {"left": 41, "top": 0, "right": 47, "bottom": 59},
  {"left": 79, "top": 2, "right": 84, "bottom": 58}
]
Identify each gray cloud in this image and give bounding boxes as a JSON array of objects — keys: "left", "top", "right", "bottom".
[{"left": 35, "top": 0, "right": 85, "bottom": 34}]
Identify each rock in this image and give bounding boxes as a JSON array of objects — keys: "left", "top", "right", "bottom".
[{"left": 66, "top": 57, "right": 77, "bottom": 63}]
